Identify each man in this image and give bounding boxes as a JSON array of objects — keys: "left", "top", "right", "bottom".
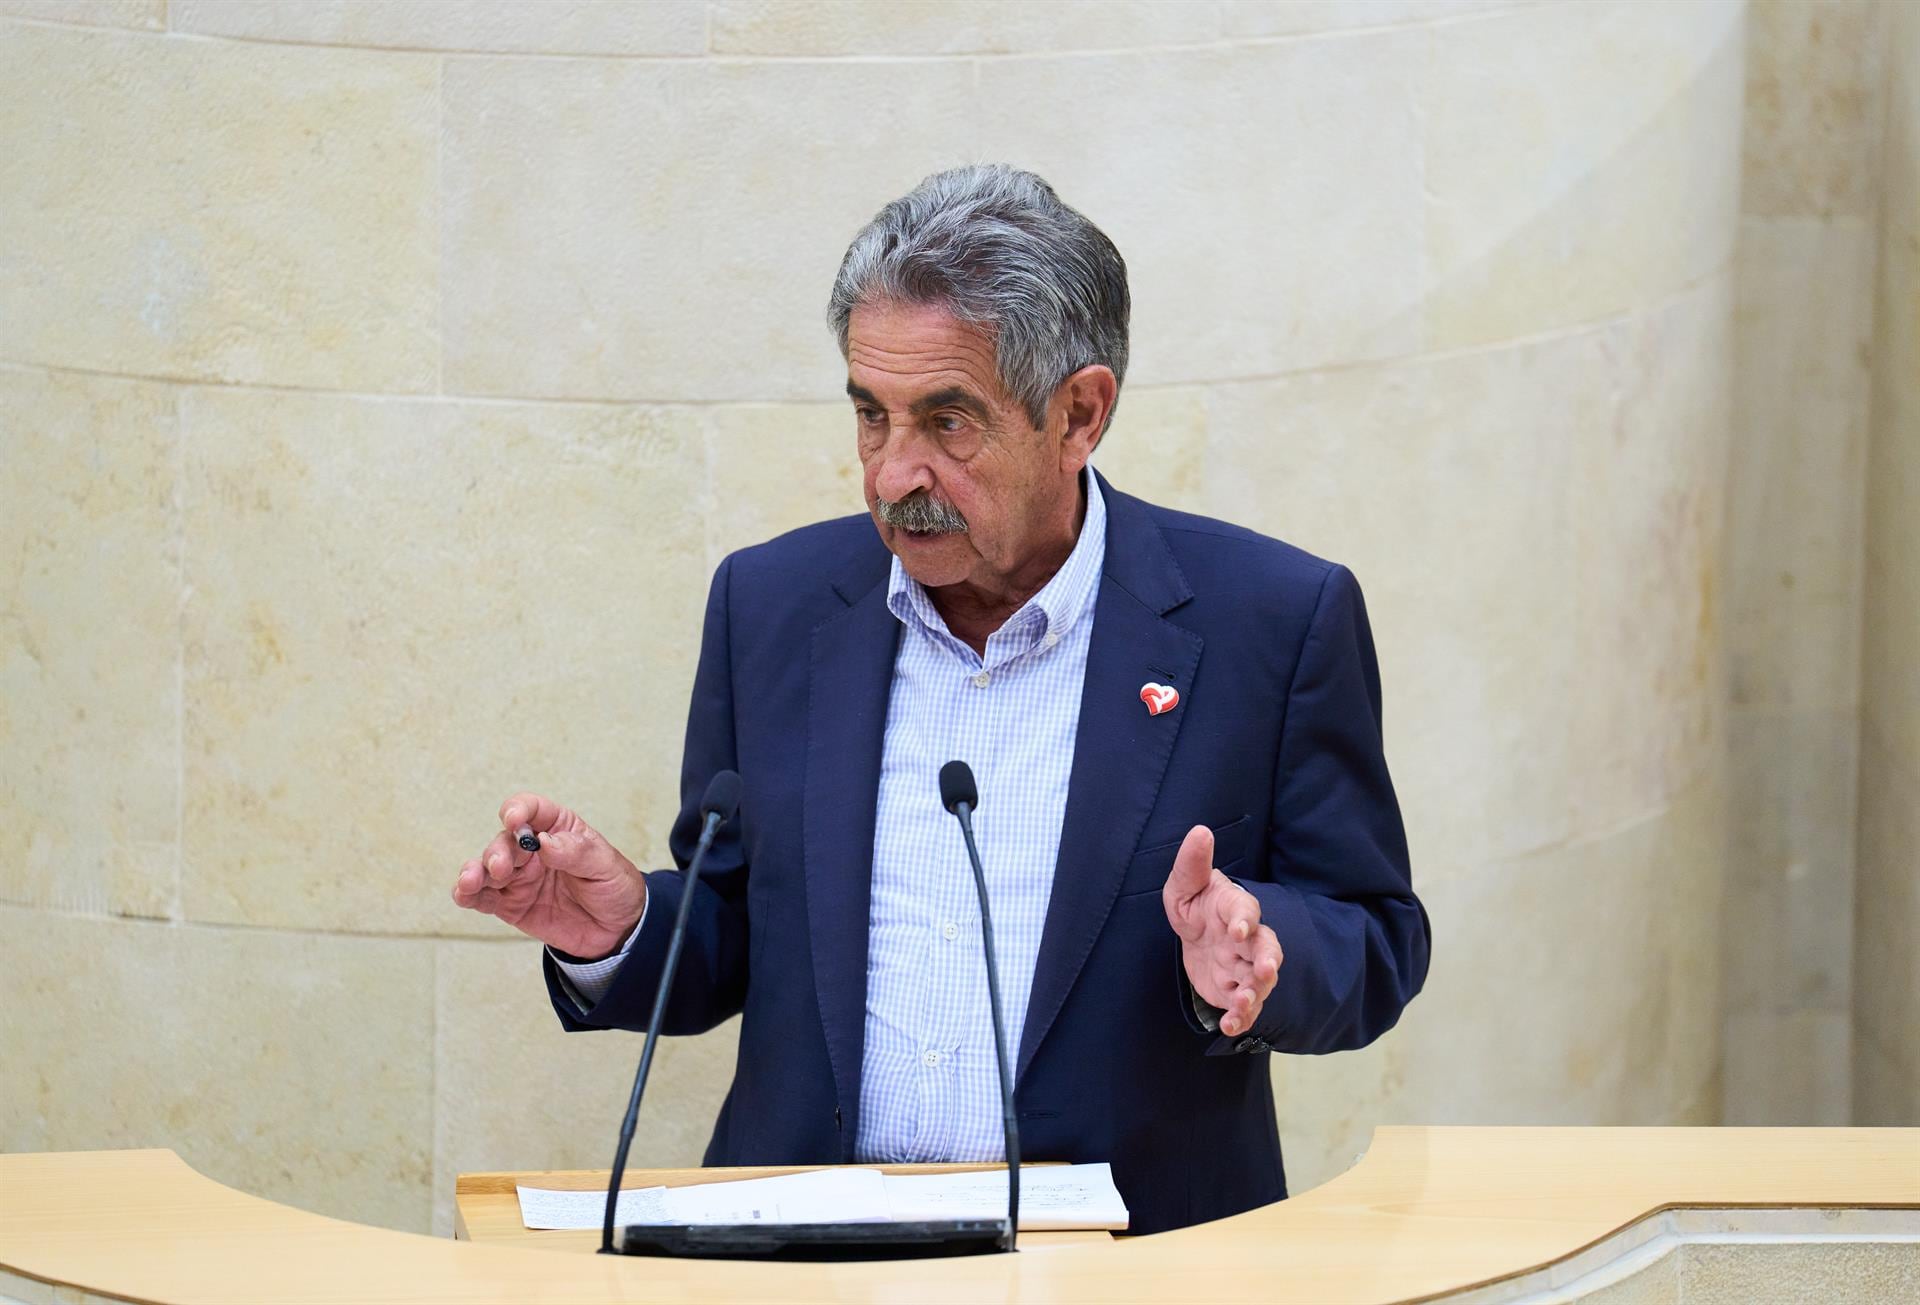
[{"left": 452, "top": 165, "right": 1428, "bottom": 1234}]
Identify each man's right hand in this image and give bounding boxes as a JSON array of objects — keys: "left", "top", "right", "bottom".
[{"left": 451, "top": 792, "right": 647, "bottom": 961}]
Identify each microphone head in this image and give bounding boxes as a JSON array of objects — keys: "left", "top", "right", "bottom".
[
  {"left": 700, "top": 770, "right": 743, "bottom": 824},
  {"left": 938, "top": 760, "right": 978, "bottom": 814}
]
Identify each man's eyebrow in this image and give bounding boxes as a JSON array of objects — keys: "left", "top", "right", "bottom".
[
  {"left": 910, "top": 387, "right": 990, "bottom": 421},
  {"left": 844, "top": 381, "right": 992, "bottom": 422}
]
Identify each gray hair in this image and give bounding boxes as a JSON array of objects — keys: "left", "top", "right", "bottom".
[{"left": 826, "top": 164, "right": 1130, "bottom": 433}]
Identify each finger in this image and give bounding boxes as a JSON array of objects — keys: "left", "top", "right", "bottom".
[
  {"left": 453, "top": 859, "right": 484, "bottom": 904},
  {"left": 452, "top": 863, "right": 500, "bottom": 913},
  {"left": 1211, "top": 879, "right": 1259, "bottom": 930},
  {"left": 534, "top": 827, "right": 625, "bottom": 882},
  {"left": 482, "top": 830, "right": 520, "bottom": 887},
  {"left": 499, "top": 792, "right": 570, "bottom": 836},
  {"left": 1163, "top": 825, "right": 1215, "bottom": 911},
  {"left": 1219, "top": 982, "right": 1260, "bottom": 1037},
  {"left": 1255, "top": 930, "right": 1283, "bottom": 998}
]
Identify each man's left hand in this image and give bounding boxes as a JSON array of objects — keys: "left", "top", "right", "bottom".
[{"left": 1163, "top": 825, "right": 1284, "bottom": 1038}]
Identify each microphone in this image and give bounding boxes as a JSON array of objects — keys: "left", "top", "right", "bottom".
[
  {"left": 938, "top": 760, "right": 1021, "bottom": 1253},
  {"left": 600, "top": 770, "right": 742, "bottom": 1254}
]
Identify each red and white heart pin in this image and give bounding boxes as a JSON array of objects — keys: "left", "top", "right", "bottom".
[{"left": 1140, "top": 682, "right": 1180, "bottom": 716}]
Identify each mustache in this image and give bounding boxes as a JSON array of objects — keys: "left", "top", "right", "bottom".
[{"left": 874, "top": 491, "right": 968, "bottom": 534}]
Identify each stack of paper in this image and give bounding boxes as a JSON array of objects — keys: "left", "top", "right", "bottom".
[{"left": 516, "top": 1163, "right": 1127, "bottom": 1232}]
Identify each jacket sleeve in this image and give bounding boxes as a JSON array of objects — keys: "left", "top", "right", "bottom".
[
  {"left": 543, "top": 554, "right": 752, "bottom": 1036},
  {"left": 1190, "top": 563, "right": 1430, "bottom": 1056}
]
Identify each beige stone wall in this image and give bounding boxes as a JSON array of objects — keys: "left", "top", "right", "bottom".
[
  {"left": 1, "top": 1, "right": 1744, "bottom": 1232},
  {"left": 1720, "top": 0, "right": 1883, "bottom": 1125},
  {"left": 1854, "top": 0, "right": 1920, "bottom": 1125}
]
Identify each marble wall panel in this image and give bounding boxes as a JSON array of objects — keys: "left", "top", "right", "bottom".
[
  {"left": 1853, "top": 0, "right": 1920, "bottom": 1124},
  {"left": 170, "top": 0, "right": 706, "bottom": 55},
  {"left": 179, "top": 389, "right": 708, "bottom": 937},
  {"left": 1569, "top": 275, "right": 1732, "bottom": 835},
  {"left": 0, "top": 905, "right": 435, "bottom": 1231},
  {"left": 0, "top": 367, "right": 178, "bottom": 920},
  {"left": 711, "top": 0, "right": 1217, "bottom": 55},
  {"left": 441, "top": 57, "right": 975, "bottom": 403},
  {"left": 1272, "top": 770, "right": 1726, "bottom": 1194},
  {"left": 1422, "top": 0, "right": 1743, "bottom": 349},
  {"left": 1858, "top": 209, "right": 1920, "bottom": 763},
  {"left": 1727, "top": 217, "right": 1875, "bottom": 714},
  {"left": 1721, "top": 711, "right": 1857, "bottom": 1018},
  {"left": 705, "top": 403, "right": 860, "bottom": 566},
  {"left": 0, "top": 0, "right": 160, "bottom": 26},
  {"left": 1854, "top": 1026, "right": 1917, "bottom": 1126},
  {"left": 974, "top": 33, "right": 1423, "bottom": 387},
  {"left": 1202, "top": 327, "right": 1579, "bottom": 876},
  {"left": 1087, "top": 385, "right": 1209, "bottom": 514},
  {"left": 1205, "top": 276, "right": 1730, "bottom": 876},
  {"left": 0, "top": 22, "right": 438, "bottom": 391},
  {"left": 1852, "top": 728, "right": 1919, "bottom": 1094},
  {"left": 432, "top": 939, "right": 740, "bottom": 1235},
  {"left": 1218, "top": 0, "right": 1524, "bottom": 39},
  {"left": 1743, "top": 0, "right": 1887, "bottom": 219},
  {"left": 1722, "top": 1008, "right": 1851, "bottom": 1124},
  {"left": 1721, "top": 0, "right": 1886, "bottom": 1127}
]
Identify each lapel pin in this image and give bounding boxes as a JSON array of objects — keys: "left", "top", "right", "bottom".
[{"left": 1140, "top": 682, "right": 1180, "bottom": 716}]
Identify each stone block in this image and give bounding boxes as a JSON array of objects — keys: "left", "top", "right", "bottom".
[
  {"left": 1422, "top": 0, "right": 1743, "bottom": 347},
  {"left": 0, "top": 23, "right": 438, "bottom": 390},
  {"left": 441, "top": 57, "right": 974, "bottom": 402},
  {"left": 180, "top": 388, "right": 708, "bottom": 936},
  {"left": 0, "top": 367, "right": 178, "bottom": 920},
  {"left": 0, "top": 906, "right": 435, "bottom": 1231},
  {"left": 171, "top": 0, "right": 705, "bottom": 55}
]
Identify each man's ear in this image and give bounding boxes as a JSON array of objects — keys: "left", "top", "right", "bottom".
[{"left": 1054, "top": 365, "right": 1118, "bottom": 472}]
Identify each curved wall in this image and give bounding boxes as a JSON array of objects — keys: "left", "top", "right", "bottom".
[
  {"left": 0, "top": 0, "right": 1742, "bottom": 1231},
  {"left": 1855, "top": 0, "right": 1920, "bottom": 1126}
]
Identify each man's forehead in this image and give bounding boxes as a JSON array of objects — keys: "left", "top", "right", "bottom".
[{"left": 846, "top": 301, "right": 1000, "bottom": 394}]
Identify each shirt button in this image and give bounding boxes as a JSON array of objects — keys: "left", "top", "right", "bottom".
[
  {"left": 942, "top": 922, "right": 959, "bottom": 941},
  {"left": 1044, "top": 631, "right": 1059, "bottom": 648},
  {"left": 972, "top": 670, "right": 990, "bottom": 688},
  {"left": 922, "top": 1050, "right": 942, "bottom": 1067}
]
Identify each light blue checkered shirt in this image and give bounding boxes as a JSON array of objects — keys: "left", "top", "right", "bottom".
[{"left": 558, "top": 473, "right": 1106, "bottom": 1163}]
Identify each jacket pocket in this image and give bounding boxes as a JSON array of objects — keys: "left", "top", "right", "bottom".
[{"left": 1114, "top": 814, "right": 1251, "bottom": 899}]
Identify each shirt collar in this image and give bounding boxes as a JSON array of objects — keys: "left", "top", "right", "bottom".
[{"left": 886, "top": 467, "right": 1108, "bottom": 655}]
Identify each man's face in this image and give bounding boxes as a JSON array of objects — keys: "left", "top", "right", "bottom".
[{"left": 846, "top": 299, "right": 1074, "bottom": 594}]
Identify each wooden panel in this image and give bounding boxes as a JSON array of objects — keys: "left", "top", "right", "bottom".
[{"left": 3, "top": 1129, "right": 1919, "bottom": 1304}]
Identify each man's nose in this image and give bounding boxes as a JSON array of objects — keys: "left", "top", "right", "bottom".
[{"left": 871, "top": 434, "right": 935, "bottom": 504}]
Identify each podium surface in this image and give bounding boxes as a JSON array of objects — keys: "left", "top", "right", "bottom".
[{"left": 5, "top": 1127, "right": 1919, "bottom": 1304}]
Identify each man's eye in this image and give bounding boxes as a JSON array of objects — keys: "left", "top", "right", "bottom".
[
  {"left": 857, "top": 408, "right": 884, "bottom": 424},
  {"left": 934, "top": 414, "right": 965, "bottom": 434}
]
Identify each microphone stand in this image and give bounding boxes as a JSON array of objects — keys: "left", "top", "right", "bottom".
[
  {"left": 948, "top": 794, "right": 1021, "bottom": 1252},
  {"left": 600, "top": 785, "right": 735, "bottom": 1255}
]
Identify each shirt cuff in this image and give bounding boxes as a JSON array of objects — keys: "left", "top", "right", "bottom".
[{"left": 548, "top": 897, "right": 647, "bottom": 1010}]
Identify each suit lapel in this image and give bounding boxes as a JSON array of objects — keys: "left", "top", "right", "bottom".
[
  {"left": 803, "top": 564, "right": 899, "bottom": 1155},
  {"left": 1017, "top": 479, "right": 1201, "bottom": 1083}
]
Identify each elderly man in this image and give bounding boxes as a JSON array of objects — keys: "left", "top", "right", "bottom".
[{"left": 452, "top": 165, "right": 1429, "bottom": 1234}]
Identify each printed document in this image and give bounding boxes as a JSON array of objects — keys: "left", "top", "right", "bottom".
[{"left": 516, "top": 1163, "right": 1127, "bottom": 1232}]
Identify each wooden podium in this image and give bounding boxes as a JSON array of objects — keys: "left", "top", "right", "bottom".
[{"left": 5, "top": 1128, "right": 1919, "bottom": 1303}]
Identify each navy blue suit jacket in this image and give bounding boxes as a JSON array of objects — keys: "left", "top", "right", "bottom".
[{"left": 545, "top": 473, "right": 1429, "bottom": 1233}]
